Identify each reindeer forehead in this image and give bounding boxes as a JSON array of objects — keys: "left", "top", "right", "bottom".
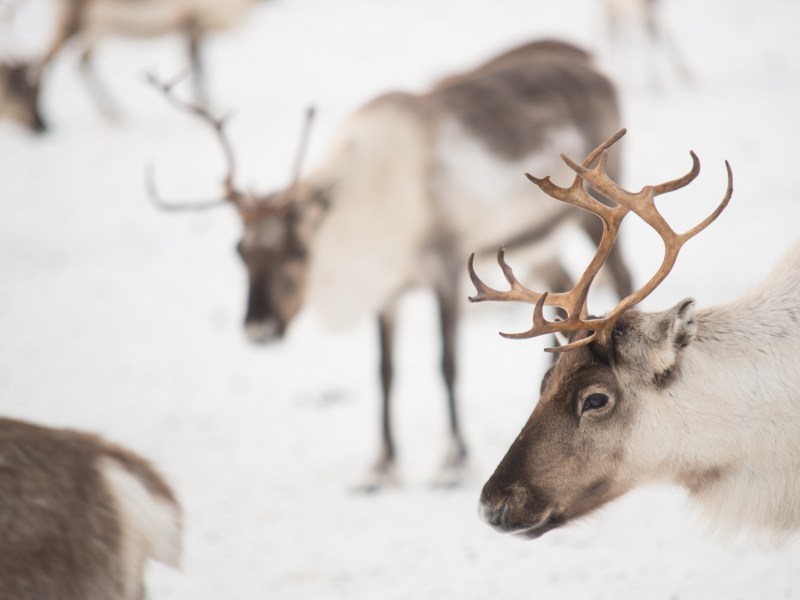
[
  {"left": 243, "top": 216, "right": 287, "bottom": 248},
  {"left": 540, "top": 346, "right": 612, "bottom": 404}
]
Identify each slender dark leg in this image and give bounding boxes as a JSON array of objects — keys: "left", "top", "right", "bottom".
[
  {"left": 434, "top": 283, "right": 468, "bottom": 487},
  {"left": 356, "top": 307, "right": 398, "bottom": 492},
  {"left": 79, "top": 46, "right": 121, "bottom": 121},
  {"left": 377, "top": 309, "right": 396, "bottom": 472},
  {"left": 187, "top": 30, "right": 208, "bottom": 106},
  {"left": 645, "top": 10, "right": 693, "bottom": 83}
]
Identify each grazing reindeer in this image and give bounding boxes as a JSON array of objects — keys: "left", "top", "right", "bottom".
[
  {"left": 469, "top": 130, "right": 800, "bottom": 541},
  {"left": 603, "top": 0, "right": 692, "bottom": 85},
  {"left": 0, "top": 417, "right": 182, "bottom": 599},
  {"left": 148, "top": 40, "right": 634, "bottom": 488},
  {"left": 2, "top": 0, "right": 258, "bottom": 130}
]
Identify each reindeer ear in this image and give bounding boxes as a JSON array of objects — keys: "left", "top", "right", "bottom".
[
  {"left": 646, "top": 298, "right": 697, "bottom": 382},
  {"left": 613, "top": 299, "right": 696, "bottom": 383},
  {"left": 669, "top": 298, "right": 697, "bottom": 350}
]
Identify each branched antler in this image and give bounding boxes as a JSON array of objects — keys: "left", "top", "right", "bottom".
[
  {"left": 145, "top": 71, "right": 243, "bottom": 210},
  {"left": 145, "top": 72, "right": 317, "bottom": 221},
  {"left": 468, "top": 129, "right": 733, "bottom": 352}
]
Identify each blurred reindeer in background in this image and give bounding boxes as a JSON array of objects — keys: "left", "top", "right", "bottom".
[
  {"left": 0, "top": 0, "right": 259, "bottom": 131},
  {"left": 0, "top": 417, "right": 182, "bottom": 599},
  {"left": 603, "top": 0, "right": 693, "bottom": 86},
  {"left": 147, "top": 40, "right": 634, "bottom": 490}
]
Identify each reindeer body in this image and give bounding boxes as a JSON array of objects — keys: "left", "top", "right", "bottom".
[
  {"left": 273, "top": 41, "right": 629, "bottom": 485},
  {"left": 61, "top": 0, "right": 255, "bottom": 41},
  {"left": 304, "top": 80, "right": 614, "bottom": 328},
  {"left": 0, "top": 0, "right": 257, "bottom": 129},
  {"left": 0, "top": 418, "right": 181, "bottom": 599},
  {"left": 603, "top": 0, "right": 692, "bottom": 85},
  {"left": 151, "top": 40, "right": 632, "bottom": 487}
]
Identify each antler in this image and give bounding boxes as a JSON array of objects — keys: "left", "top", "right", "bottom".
[
  {"left": 468, "top": 129, "right": 733, "bottom": 352},
  {"left": 145, "top": 72, "right": 317, "bottom": 221},
  {"left": 145, "top": 71, "right": 245, "bottom": 211}
]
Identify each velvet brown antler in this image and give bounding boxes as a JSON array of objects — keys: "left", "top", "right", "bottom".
[{"left": 468, "top": 129, "right": 733, "bottom": 352}]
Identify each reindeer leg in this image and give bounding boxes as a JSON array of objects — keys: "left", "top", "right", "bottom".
[
  {"left": 433, "top": 279, "right": 468, "bottom": 488},
  {"left": 646, "top": 12, "right": 693, "bottom": 85},
  {"left": 79, "top": 45, "right": 121, "bottom": 122},
  {"left": 186, "top": 25, "right": 208, "bottom": 107},
  {"left": 356, "top": 307, "right": 399, "bottom": 492}
]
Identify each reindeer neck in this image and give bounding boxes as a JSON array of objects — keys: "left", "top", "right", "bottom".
[{"left": 644, "top": 243, "right": 800, "bottom": 536}]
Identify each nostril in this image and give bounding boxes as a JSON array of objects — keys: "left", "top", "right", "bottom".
[{"left": 479, "top": 496, "right": 509, "bottom": 528}]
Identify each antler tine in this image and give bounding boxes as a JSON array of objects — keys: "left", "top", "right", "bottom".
[
  {"left": 145, "top": 163, "right": 231, "bottom": 211},
  {"left": 525, "top": 128, "right": 628, "bottom": 218},
  {"left": 679, "top": 160, "right": 733, "bottom": 242},
  {"left": 145, "top": 72, "right": 242, "bottom": 209},
  {"left": 468, "top": 247, "right": 545, "bottom": 304},
  {"left": 653, "top": 151, "right": 700, "bottom": 195},
  {"left": 287, "top": 106, "right": 316, "bottom": 191}
]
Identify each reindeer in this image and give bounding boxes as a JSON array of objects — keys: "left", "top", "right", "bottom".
[
  {"left": 147, "top": 40, "right": 634, "bottom": 489},
  {"left": 468, "top": 130, "right": 800, "bottom": 541},
  {"left": 0, "top": 0, "right": 258, "bottom": 130},
  {"left": 603, "top": 0, "right": 693, "bottom": 85},
  {"left": 0, "top": 417, "right": 182, "bottom": 599}
]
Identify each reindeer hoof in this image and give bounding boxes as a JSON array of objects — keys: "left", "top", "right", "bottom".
[
  {"left": 432, "top": 442, "right": 468, "bottom": 489},
  {"left": 353, "top": 459, "right": 399, "bottom": 494}
]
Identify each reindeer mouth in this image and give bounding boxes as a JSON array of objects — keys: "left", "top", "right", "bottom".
[
  {"left": 511, "top": 511, "right": 566, "bottom": 539},
  {"left": 480, "top": 496, "right": 566, "bottom": 540},
  {"left": 244, "top": 320, "right": 284, "bottom": 344}
]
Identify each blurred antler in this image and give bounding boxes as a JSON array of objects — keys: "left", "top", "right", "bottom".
[
  {"left": 468, "top": 129, "right": 733, "bottom": 352},
  {"left": 145, "top": 71, "right": 245, "bottom": 210}
]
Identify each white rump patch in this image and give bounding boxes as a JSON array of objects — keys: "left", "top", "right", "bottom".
[{"left": 100, "top": 457, "right": 183, "bottom": 570}]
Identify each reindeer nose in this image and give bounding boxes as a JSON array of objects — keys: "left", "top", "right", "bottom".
[
  {"left": 244, "top": 319, "right": 281, "bottom": 344},
  {"left": 479, "top": 497, "right": 510, "bottom": 530},
  {"left": 479, "top": 484, "right": 530, "bottom": 532}
]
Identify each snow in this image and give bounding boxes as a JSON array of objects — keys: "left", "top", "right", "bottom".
[{"left": 2, "top": 0, "right": 800, "bottom": 597}]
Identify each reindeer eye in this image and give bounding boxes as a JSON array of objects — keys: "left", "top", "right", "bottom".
[{"left": 582, "top": 393, "right": 609, "bottom": 412}]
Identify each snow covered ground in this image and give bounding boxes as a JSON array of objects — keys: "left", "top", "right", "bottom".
[{"left": 2, "top": 0, "right": 800, "bottom": 597}]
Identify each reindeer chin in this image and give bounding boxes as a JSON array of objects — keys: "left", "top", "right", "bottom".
[{"left": 244, "top": 320, "right": 283, "bottom": 345}]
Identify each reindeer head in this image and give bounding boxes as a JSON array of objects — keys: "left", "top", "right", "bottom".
[
  {"left": 0, "top": 62, "right": 45, "bottom": 132},
  {"left": 234, "top": 189, "right": 329, "bottom": 343},
  {"left": 469, "top": 130, "right": 732, "bottom": 538},
  {"left": 147, "top": 74, "right": 322, "bottom": 343}
]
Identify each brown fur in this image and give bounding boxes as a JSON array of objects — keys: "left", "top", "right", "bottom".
[
  {"left": 0, "top": 418, "right": 179, "bottom": 600},
  {"left": 0, "top": 63, "right": 45, "bottom": 131},
  {"left": 430, "top": 41, "right": 619, "bottom": 161}
]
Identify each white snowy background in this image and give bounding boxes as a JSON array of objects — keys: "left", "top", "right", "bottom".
[{"left": 2, "top": 0, "right": 800, "bottom": 598}]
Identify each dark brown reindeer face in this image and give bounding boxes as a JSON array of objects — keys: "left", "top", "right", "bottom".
[
  {"left": 469, "top": 129, "right": 732, "bottom": 539},
  {"left": 479, "top": 301, "right": 698, "bottom": 537},
  {"left": 237, "top": 202, "right": 312, "bottom": 343},
  {"left": 0, "top": 63, "right": 46, "bottom": 132},
  {"left": 480, "top": 341, "right": 630, "bottom": 537}
]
